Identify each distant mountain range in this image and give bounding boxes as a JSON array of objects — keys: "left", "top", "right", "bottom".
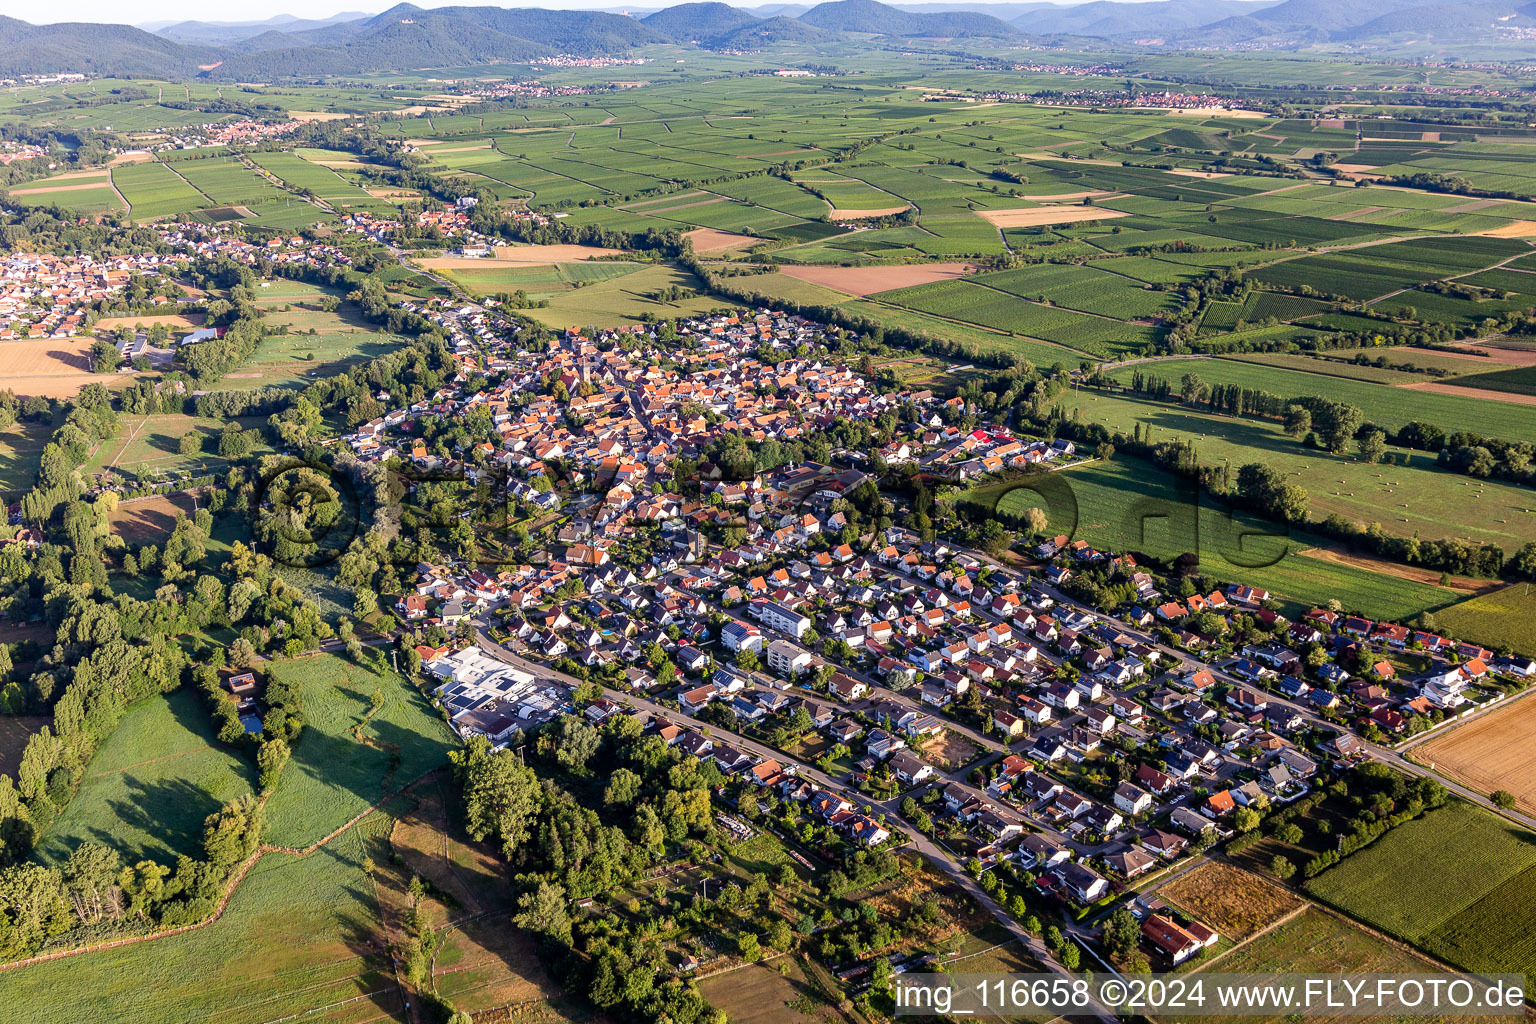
[{"left": 2, "top": 0, "right": 1533, "bottom": 80}]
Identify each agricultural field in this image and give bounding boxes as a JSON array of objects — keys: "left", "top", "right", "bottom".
[
  {"left": 520, "top": 264, "right": 727, "bottom": 329},
  {"left": 1413, "top": 695, "right": 1536, "bottom": 816},
  {"left": 982, "top": 457, "right": 1455, "bottom": 620},
  {"left": 1441, "top": 364, "right": 1536, "bottom": 398},
  {"left": 0, "top": 337, "right": 134, "bottom": 399},
  {"left": 1058, "top": 387, "right": 1536, "bottom": 550},
  {"left": 5, "top": 169, "right": 126, "bottom": 215},
  {"left": 1178, "top": 907, "right": 1517, "bottom": 1024},
  {"left": 1306, "top": 801, "right": 1536, "bottom": 981},
  {"left": 1433, "top": 584, "right": 1536, "bottom": 655},
  {"left": 112, "top": 160, "right": 207, "bottom": 221},
  {"left": 874, "top": 277, "right": 1159, "bottom": 359},
  {"left": 438, "top": 260, "right": 645, "bottom": 297},
  {"left": 1108, "top": 357, "right": 1536, "bottom": 442}
]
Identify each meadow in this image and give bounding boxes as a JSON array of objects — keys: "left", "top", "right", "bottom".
[
  {"left": 983, "top": 457, "right": 1454, "bottom": 620},
  {"left": 1057, "top": 387, "right": 1536, "bottom": 550},
  {"left": 8, "top": 803, "right": 404, "bottom": 1024},
  {"left": 34, "top": 689, "right": 255, "bottom": 866},
  {"left": 260, "top": 653, "right": 455, "bottom": 849},
  {"left": 1108, "top": 357, "right": 1536, "bottom": 442}
]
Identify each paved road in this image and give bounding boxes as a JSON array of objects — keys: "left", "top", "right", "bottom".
[{"left": 470, "top": 620, "right": 1121, "bottom": 1023}]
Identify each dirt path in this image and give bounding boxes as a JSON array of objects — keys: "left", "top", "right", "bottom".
[
  {"left": 1397, "top": 380, "right": 1536, "bottom": 406},
  {"left": 90, "top": 743, "right": 212, "bottom": 779},
  {"left": 1297, "top": 546, "right": 1502, "bottom": 594}
]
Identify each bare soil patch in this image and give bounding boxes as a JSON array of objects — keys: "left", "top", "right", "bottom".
[
  {"left": 828, "top": 205, "right": 911, "bottom": 220},
  {"left": 108, "top": 152, "right": 154, "bottom": 165},
  {"left": 28, "top": 168, "right": 111, "bottom": 184},
  {"left": 1399, "top": 379, "right": 1536, "bottom": 405},
  {"left": 1298, "top": 546, "right": 1497, "bottom": 595},
  {"left": 1015, "top": 189, "right": 1112, "bottom": 201},
  {"left": 684, "top": 228, "right": 759, "bottom": 254},
  {"left": 9, "top": 181, "right": 113, "bottom": 195},
  {"left": 1402, "top": 343, "right": 1520, "bottom": 365},
  {"left": 413, "top": 243, "right": 629, "bottom": 270},
  {"left": 95, "top": 313, "right": 204, "bottom": 332},
  {"left": 780, "top": 261, "right": 974, "bottom": 297},
  {"left": 976, "top": 206, "right": 1130, "bottom": 228},
  {"left": 1449, "top": 341, "right": 1536, "bottom": 366},
  {"left": 417, "top": 144, "right": 490, "bottom": 154},
  {"left": 110, "top": 491, "right": 200, "bottom": 544},
  {"left": 1415, "top": 694, "right": 1536, "bottom": 815},
  {"left": 1157, "top": 861, "right": 1303, "bottom": 940},
  {"left": 0, "top": 716, "right": 49, "bottom": 779},
  {"left": 1331, "top": 162, "right": 1380, "bottom": 173},
  {"left": 918, "top": 730, "right": 982, "bottom": 770},
  {"left": 290, "top": 111, "right": 351, "bottom": 121}
]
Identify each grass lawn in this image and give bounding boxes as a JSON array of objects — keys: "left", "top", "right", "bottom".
[
  {"left": 261, "top": 653, "right": 455, "bottom": 849},
  {"left": 34, "top": 689, "right": 255, "bottom": 867}
]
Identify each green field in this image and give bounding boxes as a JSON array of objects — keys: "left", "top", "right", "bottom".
[
  {"left": 1058, "top": 387, "right": 1536, "bottom": 549},
  {"left": 0, "top": 418, "right": 52, "bottom": 494},
  {"left": 9, "top": 802, "right": 402, "bottom": 1024},
  {"left": 1433, "top": 584, "right": 1536, "bottom": 655},
  {"left": 82, "top": 413, "right": 266, "bottom": 481},
  {"left": 438, "top": 260, "right": 645, "bottom": 296},
  {"left": 518, "top": 264, "right": 728, "bottom": 329},
  {"left": 260, "top": 654, "right": 455, "bottom": 849},
  {"left": 1306, "top": 801, "right": 1536, "bottom": 982},
  {"left": 1110, "top": 357, "right": 1536, "bottom": 442},
  {"left": 1443, "top": 364, "right": 1536, "bottom": 397},
  {"left": 982, "top": 457, "right": 1453, "bottom": 620},
  {"left": 34, "top": 689, "right": 255, "bottom": 866}
]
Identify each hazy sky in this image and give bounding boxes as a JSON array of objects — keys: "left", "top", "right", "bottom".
[{"left": 11, "top": 0, "right": 1086, "bottom": 27}]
